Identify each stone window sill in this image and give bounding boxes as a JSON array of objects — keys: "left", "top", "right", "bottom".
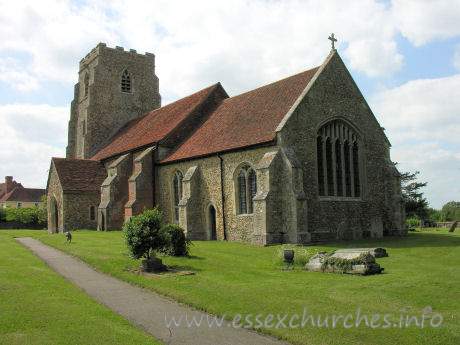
[{"left": 318, "top": 196, "right": 364, "bottom": 202}]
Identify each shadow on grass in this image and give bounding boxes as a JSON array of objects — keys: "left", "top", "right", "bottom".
[
  {"left": 321, "top": 232, "right": 460, "bottom": 249},
  {"left": 167, "top": 265, "right": 203, "bottom": 272},
  {"left": 186, "top": 255, "right": 205, "bottom": 260}
]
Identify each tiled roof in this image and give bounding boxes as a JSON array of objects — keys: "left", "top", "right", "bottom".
[
  {"left": 0, "top": 187, "right": 45, "bottom": 203},
  {"left": 161, "top": 67, "right": 320, "bottom": 163},
  {"left": 92, "top": 83, "right": 223, "bottom": 161},
  {"left": 0, "top": 181, "right": 23, "bottom": 199},
  {"left": 52, "top": 158, "right": 107, "bottom": 191}
]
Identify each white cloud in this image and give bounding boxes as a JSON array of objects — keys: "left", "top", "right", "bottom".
[
  {"left": 370, "top": 74, "right": 460, "bottom": 208},
  {"left": 0, "top": 104, "right": 68, "bottom": 188},
  {"left": 392, "top": 0, "right": 460, "bottom": 46},
  {"left": 0, "top": 0, "right": 118, "bottom": 85},
  {"left": 371, "top": 74, "right": 460, "bottom": 145},
  {"left": 0, "top": 0, "right": 405, "bottom": 98},
  {"left": 0, "top": 58, "right": 39, "bottom": 91}
]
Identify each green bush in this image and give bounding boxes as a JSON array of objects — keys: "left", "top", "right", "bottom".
[
  {"left": 37, "top": 195, "right": 47, "bottom": 224},
  {"left": 4, "top": 206, "right": 43, "bottom": 225},
  {"left": 160, "top": 224, "right": 191, "bottom": 256},
  {"left": 122, "top": 207, "right": 170, "bottom": 260},
  {"left": 406, "top": 217, "right": 420, "bottom": 228},
  {"left": 0, "top": 207, "right": 6, "bottom": 221}
]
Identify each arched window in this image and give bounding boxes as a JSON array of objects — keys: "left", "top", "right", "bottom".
[
  {"left": 335, "top": 140, "right": 343, "bottom": 196},
  {"left": 173, "top": 171, "right": 183, "bottom": 222},
  {"left": 317, "top": 119, "right": 362, "bottom": 198},
  {"left": 236, "top": 165, "right": 257, "bottom": 214},
  {"left": 90, "top": 206, "right": 95, "bottom": 221},
  {"left": 344, "top": 141, "right": 352, "bottom": 197},
  {"left": 326, "top": 138, "right": 334, "bottom": 195},
  {"left": 121, "top": 70, "right": 131, "bottom": 93},
  {"left": 317, "top": 136, "right": 325, "bottom": 196},
  {"left": 248, "top": 169, "right": 257, "bottom": 213},
  {"left": 353, "top": 142, "right": 360, "bottom": 197},
  {"left": 84, "top": 73, "right": 89, "bottom": 97}
]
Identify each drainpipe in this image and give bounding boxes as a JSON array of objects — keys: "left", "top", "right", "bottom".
[{"left": 217, "top": 153, "right": 227, "bottom": 240}]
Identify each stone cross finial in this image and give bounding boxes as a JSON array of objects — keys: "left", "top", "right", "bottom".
[{"left": 328, "top": 33, "right": 337, "bottom": 50}]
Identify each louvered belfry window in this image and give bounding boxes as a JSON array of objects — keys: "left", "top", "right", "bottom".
[
  {"left": 84, "top": 73, "right": 89, "bottom": 97},
  {"left": 317, "top": 120, "right": 362, "bottom": 198},
  {"left": 121, "top": 70, "right": 131, "bottom": 93}
]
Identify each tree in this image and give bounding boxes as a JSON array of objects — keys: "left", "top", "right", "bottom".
[
  {"left": 440, "top": 201, "right": 460, "bottom": 221},
  {"left": 426, "top": 207, "right": 442, "bottom": 223},
  {"left": 122, "top": 207, "right": 170, "bottom": 260},
  {"left": 37, "top": 195, "right": 47, "bottom": 224},
  {"left": 399, "top": 170, "right": 428, "bottom": 219}
]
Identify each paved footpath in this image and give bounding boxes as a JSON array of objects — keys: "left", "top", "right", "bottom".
[{"left": 16, "top": 237, "right": 289, "bottom": 345}]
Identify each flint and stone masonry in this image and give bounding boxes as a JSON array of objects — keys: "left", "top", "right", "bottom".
[{"left": 47, "top": 43, "right": 406, "bottom": 244}]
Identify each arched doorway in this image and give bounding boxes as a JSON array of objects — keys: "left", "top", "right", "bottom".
[
  {"left": 49, "top": 197, "right": 59, "bottom": 233},
  {"left": 209, "top": 205, "right": 217, "bottom": 240},
  {"left": 100, "top": 211, "right": 105, "bottom": 231},
  {"left": 54, "top": 202, "right": 58, "bottom": 233}
]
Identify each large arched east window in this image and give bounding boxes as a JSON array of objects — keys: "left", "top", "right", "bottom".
[
  {"left": 173, "top": 171, "right": 183, "bottom": 222},
  {"left": 121, "top": 69, "right": 131, "bottom": 93},
  {"left": 237, "top": 165, "right": 257, "bottom": 214},
  {"left": 316, "top": 119, "right": 362, "bottom": 198}
]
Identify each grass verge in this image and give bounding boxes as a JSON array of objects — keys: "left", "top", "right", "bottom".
[
  {"left": 0, "top": 230, "right": 163, "bottom": 345},
  {"left": 6, "top": 229, "right": 460, "bottom": 345}
]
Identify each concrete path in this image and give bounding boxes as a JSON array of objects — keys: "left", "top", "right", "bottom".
[{"left": 16, "top": 237, "right": 289, "bottom": 345}]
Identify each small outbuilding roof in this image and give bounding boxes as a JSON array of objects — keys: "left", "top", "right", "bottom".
[{"left": 51, "top": 158, "right": 107, "bottom": 191}]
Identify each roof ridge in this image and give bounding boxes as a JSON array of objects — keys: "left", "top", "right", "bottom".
[
  {"left": 91, "top": 83, "right": 224, "bottom": 161},
  {"left": 226, "top": 66, "right": 320, "bottom": 101},
  {"left": 159, "top": 83, "right": 227, "bottom": 147}
]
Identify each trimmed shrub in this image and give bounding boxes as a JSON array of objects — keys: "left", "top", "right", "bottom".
[
  {"left": 160, "top": 224, "right": 191, "bottom": 256},
  {"left": 122, "top": 207, "right": 170, "bottom": 260}
]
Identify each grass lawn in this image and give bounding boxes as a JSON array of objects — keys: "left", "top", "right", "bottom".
[
  {"left": 0, "top": 230, "right": 163, "bottom": 345},
  {"left": 5, "top": 228, "right": 460, "bottom": 345}
]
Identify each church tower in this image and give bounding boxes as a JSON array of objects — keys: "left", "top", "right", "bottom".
[{"left": 66, "top": 43, "right": 161, "bottom": 159}]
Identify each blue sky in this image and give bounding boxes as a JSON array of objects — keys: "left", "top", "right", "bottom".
[{"left": 0, "top": 0, "right": 459, "bottom": 209}]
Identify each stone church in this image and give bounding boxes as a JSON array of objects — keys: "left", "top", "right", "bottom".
[{"left": 46, "top": 42, "right": 406, "bottom": 245}]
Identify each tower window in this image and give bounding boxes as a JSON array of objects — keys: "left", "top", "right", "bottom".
[
  {"left": 121, "top": 70, "right": 131, "bottom": 93},
  {"left": 84, "top": 73, "right": 89, "bottom": 97}
]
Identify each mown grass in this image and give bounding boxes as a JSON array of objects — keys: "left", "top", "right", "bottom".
[
  {"left": 0, "top": 230, "right": 163, "bottom": 345},
  {"left": 7, "top": 229, "right": 460, "bottom": 345}
]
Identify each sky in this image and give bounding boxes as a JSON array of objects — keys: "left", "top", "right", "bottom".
[{"left": 0, "top": 0, "right": 459, "bottom": 209}]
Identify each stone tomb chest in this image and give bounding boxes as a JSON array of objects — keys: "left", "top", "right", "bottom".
[{"left": 305, "top": 248, "right": 387, "bottom": 275}]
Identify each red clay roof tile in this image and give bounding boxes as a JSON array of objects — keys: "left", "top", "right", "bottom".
[
  {"left": 92, "top": 83, "right": 222, "bottom": 161},
  {"left": 0, "top": 187, "right": 45, "bottom": 203},
  {"left": 161, "top": 67, "right": 319, "bottom": 163},
  {"left": 52, "top": 158, "right": 107, "bottom": 191}
]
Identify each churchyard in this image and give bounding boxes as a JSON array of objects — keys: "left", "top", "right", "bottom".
[{"left": 1, "top": 228, "right": 458, "bottom": 345}]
